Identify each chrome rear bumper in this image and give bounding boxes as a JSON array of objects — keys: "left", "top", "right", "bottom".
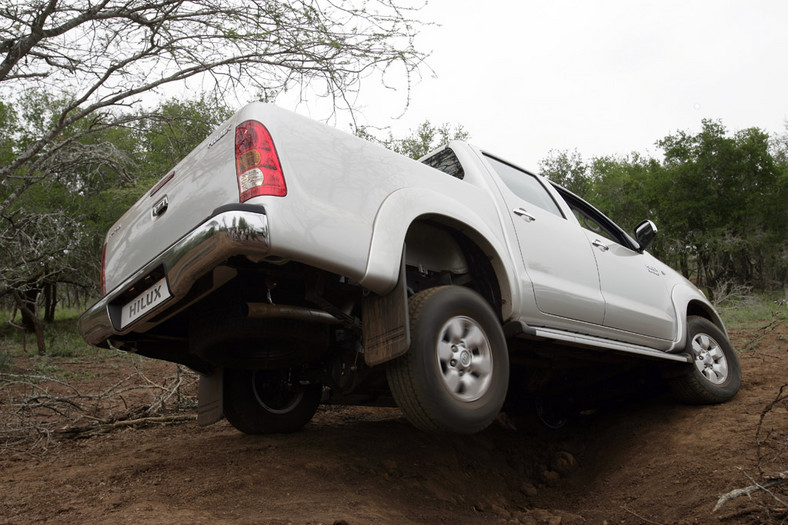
[{"left": 79, "top": 206, "right": 270, "bottom": 346}]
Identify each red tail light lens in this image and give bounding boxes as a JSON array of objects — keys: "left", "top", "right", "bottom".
[
  {"left": 101, "top": 243, "right": 107, "bottom": 296},
  {"left": 235, "top": 120, "right": 286, "bottom": 201}
]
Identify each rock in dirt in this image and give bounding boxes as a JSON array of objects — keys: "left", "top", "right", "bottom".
[
  {"left": 520, "top": 480, "right": 539, "bottom": 497},
  {"left": 541, "top": 470, "right": 561, "bottom": 486},
  {"left": 551, "top": 451, "right": 577, "bottom": 476}
]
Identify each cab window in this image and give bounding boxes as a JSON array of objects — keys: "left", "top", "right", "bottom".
[
  {"left": 555, "top": 186, "right": 636, "bottom": 249},
  {"left": 485, "top": 155, "right": 563, "bottom": 218}
]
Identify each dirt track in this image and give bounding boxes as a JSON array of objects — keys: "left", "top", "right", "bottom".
[{"left": 1, "top": 321, "right": 786, "bottom": 524}]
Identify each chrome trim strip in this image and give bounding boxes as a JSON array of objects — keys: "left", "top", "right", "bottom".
[
  {"left": 530, "top": 327, "right": 692, "bottom": 363},
  {"left": 79, "top": 209, "right": 270, "bottom": 345}
]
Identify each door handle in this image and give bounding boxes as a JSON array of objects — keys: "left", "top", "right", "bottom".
[
  {"left": 592, "top": 239, "right": 609, "bottom": 251},
  {"left": 152, "top": 195, "right": 169, "bottom": 218},
  {"left": 513, "top": 208, "right": 536, "bottom": 222}
]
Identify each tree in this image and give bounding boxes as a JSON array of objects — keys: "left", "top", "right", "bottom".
[
  {"left": 769, "top": 124, "right": 788, "bottom": 298},
  {"left": 136, "top": 98, "right": 233, "bottom": 183},
  {"left": 539, "top": 149, "right": 659, "bottom": 234},
  {"left": 538, "top": 149, "right": 591, "bottom": 196},
  {"left": 655, "top": 120, "right": 786, "bottom": 291},
  {"left": 357, "top": 120, "right": 469, "bottom": 160},
  {"left": 0, "top": 0, "right": 427, "bottom": 213}
]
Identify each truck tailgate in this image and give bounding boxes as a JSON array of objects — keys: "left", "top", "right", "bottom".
[{"left": 103, "top": 117, "right": 239, "bottom": 292}]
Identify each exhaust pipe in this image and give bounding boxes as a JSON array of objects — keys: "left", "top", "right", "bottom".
[{"left": 246, "top": 302, "right": 341, "bottom": 324}]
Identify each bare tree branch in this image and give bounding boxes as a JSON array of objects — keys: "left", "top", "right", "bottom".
[
  {"left": 0, "top": 364, "right": 199, "bottom": 448},
  {"left": 714, "top": 384, "right": 788, "bottom": 517},
  {"left": 0, "top": 0, "right": 428, "bottom": 211},
  {"left": 714, "top": 470, "right": 788, "bottom": 513}
]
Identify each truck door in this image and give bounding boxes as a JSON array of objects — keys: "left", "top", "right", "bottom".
[
  {"left": 483, "top": 155, "right": 605, "bottom": 325},
  {"left": 559, "top": 189, "right": 676, "bottom": 341}
]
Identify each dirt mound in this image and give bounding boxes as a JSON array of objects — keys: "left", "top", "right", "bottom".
[{"left": 1, "top": 322, "right": 786, "bottom": 524}]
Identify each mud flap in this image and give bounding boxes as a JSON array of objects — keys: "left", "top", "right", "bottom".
[
  {"left": 197, "top": 368, "right": 224, "bottom": 426},
  {"left": 362, "top": 251, "right": 410, "bottom": 367}
]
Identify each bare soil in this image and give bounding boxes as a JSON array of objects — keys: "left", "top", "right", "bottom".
[{"left": 1, "top": 321, "right": 786, "bottom": 525}]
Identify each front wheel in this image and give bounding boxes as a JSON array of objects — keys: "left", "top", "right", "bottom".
[
  {"left": 667, "top": 316, "right": 741, "bottom": 404},
  {"left": 386, "top": 286, "right": 509, "bottom": 434},
  {"left": 224, "top": 368, "right": 322, "bottom": 434}
]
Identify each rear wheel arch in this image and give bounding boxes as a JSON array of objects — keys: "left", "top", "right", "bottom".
[
  {"left": 361, "top": 211, "right": 514, "bottom": 369},
  {"left": 404, "top": 216, "right": 508, "bottom": 320},
  {"left": 361, "top": 188, "right": 517, "bottom": 319}
]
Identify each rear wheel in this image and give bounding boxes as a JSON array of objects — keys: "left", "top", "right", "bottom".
[
  {"left": 386, "top": 286, "right": 509, "bottom": 434},
  {"left": 667, "top": 316, "right": 741, "bottom": 404},
  {"left": 224, "top": 368, "right": 322, "bottom": 434}
]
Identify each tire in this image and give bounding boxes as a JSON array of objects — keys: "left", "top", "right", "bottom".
[
  {"left": 386, "top": 286, "right": 509, "bottom": 434},
  {"left": 224, "top": 368, "right": 322, "bottom": 434},
  {"left": 667, "top": 316, "right": 741, "bottom": 404}
]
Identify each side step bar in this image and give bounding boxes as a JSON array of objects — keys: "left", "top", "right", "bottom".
[{"left": 505, "top": 321, "right": 692, "bottom": 364}]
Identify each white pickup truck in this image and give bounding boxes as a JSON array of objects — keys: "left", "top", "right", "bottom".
[{"left": 79, "top": 103, "right": 741, "bottom": 434}]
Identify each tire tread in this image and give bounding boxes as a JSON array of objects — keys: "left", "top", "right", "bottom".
[
  {"left": 667, "top": 316, "right": 741, "bottom": 405},
  {"left": 387, "top": 287, "right": 446, "bottom": 432},
  {"left": 386, "top": 286, "right": 508, "bottom": 434},
  {"left": 224, "top": 369, "right": 321, "bottom": 434}
]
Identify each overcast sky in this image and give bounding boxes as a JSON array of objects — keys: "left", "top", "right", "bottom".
[{"left": 299, "top": 0, "right": 788, "bottom": 171}]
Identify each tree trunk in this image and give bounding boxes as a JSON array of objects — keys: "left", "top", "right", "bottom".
[
  {"left": 12, "top": 290, "right": 46, "bottom": 355},
  {"left": 781, "top": 266, "right": 788, "bottom": 303},
  {"left": 679, "top": 252, "right": 690, "bottom": 280},
  {"left": 44, "top": 281, "right": 57, "bottom": 323},
  {"left": 18, "top": 288, "right": 40, "bottom": 332}
]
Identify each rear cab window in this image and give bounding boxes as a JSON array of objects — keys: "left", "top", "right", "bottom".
[{"left": 421, "top": 148, "right": 465, "bottom": 180}]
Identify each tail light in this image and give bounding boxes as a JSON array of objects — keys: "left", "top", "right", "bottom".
[
  {"left": 101, "top": 243, "right": 107, "bottom": 296},
  {"left": 235, "top": 120, "right": 286, "bottom": 201}
]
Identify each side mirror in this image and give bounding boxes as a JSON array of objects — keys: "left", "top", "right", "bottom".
[{"left": 634, "top": 220, "right": 658, "bottom": 251}]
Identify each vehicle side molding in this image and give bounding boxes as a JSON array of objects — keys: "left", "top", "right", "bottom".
[{"left": 515, "top": 326, "right": 692, "bottom": 363}]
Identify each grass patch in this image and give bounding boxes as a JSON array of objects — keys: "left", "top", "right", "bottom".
[
  {"left": 1, "top": 307, "right": 116, "bottom": 364},
  {"left": 32, "top": 361, "right": 61, "bottom": 377},
  {"left": 717, "top": 292, "right": 786, "bottom": 331},
  {"left": 0, "top": 347, "right": 11, "bottom": 372},
  {"left": 45, "top": 324, "right": 97, "bottom": 358}
]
